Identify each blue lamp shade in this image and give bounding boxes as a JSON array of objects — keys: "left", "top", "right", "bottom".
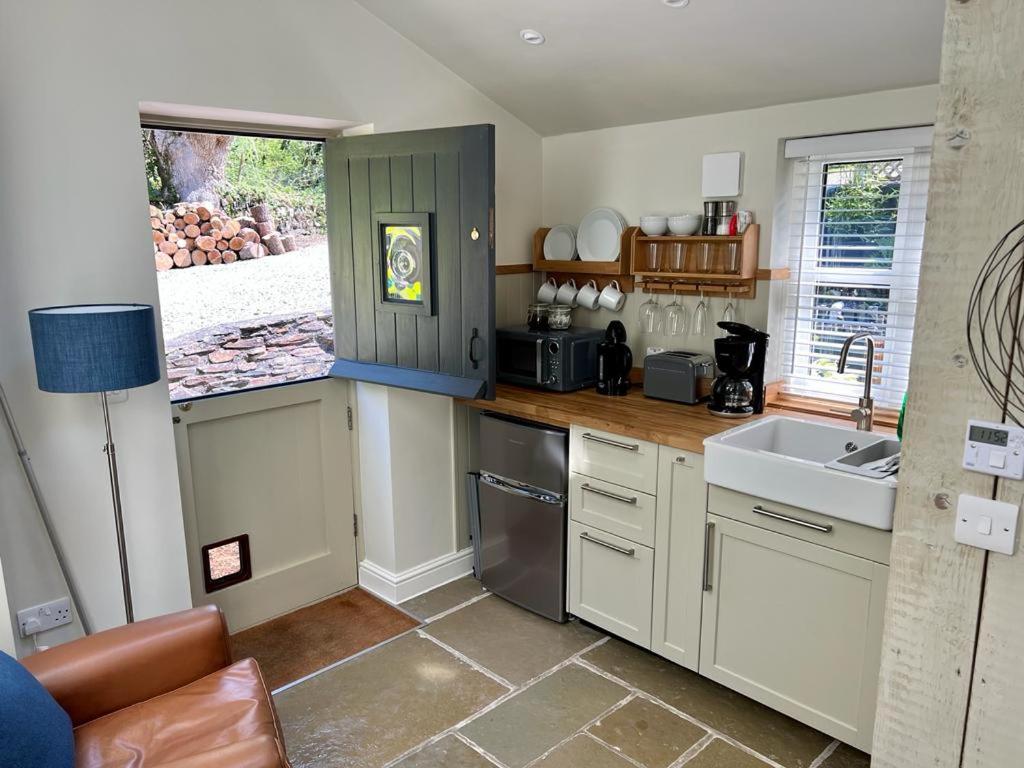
[{"left": 28, "top": 304, "right": 161, "bottom": 393}]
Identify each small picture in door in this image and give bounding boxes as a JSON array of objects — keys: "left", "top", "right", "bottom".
[{"left": 373, "top": 212, "right": 434, "bottom": 316}]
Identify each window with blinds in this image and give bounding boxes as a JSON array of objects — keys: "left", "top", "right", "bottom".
[{"left": 781, "top": 129, "right": 932, "bottom": 409}]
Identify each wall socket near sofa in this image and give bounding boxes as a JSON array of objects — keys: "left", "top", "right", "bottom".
[{"left": 17, "top": 596, "right": 72, "bottom": 637}]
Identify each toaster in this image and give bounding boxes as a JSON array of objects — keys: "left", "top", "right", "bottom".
[{"left": 643, "top": 351, "right": 716, "bottom": 404}]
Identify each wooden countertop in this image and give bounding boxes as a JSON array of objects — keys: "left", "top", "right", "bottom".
[{"left": 462, "top": 384, "right": 881, "bottom": 454}]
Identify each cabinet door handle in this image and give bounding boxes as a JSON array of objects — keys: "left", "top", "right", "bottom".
[
  {"left": 581, "top": 531, "right": 635, "bottom": 557},
  {"left": 752, "top": 505, "right": 833, "bottom": 533},
  {"left": 581, "top": 483, "right": 637, "bottom": 505},
  {"left": 468, "top": 328, "right": 482, "bottom": 370},
  {"left": 582, "top": 433, "right": 639, "bottom": 452},
  {"left": 703, "top": 521, "right": 715, "bottom": 592}
]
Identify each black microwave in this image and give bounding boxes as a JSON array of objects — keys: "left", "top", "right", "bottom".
[{"left": 496, "top": 326, "right": 604, "bottom": 392}]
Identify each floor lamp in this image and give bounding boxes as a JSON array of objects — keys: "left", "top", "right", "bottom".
[{"left": 28, "top": 304, "right": 161, "bottom": 624}]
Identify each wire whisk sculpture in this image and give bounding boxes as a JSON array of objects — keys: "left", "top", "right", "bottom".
[{"left": 967, "top": 219, "right": 1024, "bottom": 426}]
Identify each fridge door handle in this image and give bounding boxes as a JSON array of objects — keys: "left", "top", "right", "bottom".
[{"left": 479, "top": 472, "right": 563, "bottom": 505}]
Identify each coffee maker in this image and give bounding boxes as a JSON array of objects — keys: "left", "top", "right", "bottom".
[
  {"left": 708, "top": 322, "right": 770, "bottom": 417},
  {"left": 597, "top": 321, "right": 633, "bottom": 396}
]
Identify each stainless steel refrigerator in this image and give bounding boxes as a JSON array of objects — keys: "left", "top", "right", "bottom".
[{"left": 475, "top": 413, "right": 569, "bottom": 622}]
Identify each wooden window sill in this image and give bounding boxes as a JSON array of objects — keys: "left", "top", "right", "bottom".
[{"left": 767, "top": 391, "right": 900, "bottom": 432}]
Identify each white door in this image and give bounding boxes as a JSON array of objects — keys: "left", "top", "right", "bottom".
[{"left": 173, "top": 379, "right": 358, "bottom": 632}]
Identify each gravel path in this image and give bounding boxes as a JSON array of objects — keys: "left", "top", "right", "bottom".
[{"left": 157, "top": 240, "right": 332, "bottom": 342}]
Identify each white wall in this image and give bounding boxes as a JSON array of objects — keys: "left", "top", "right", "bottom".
[
  {"left": 542, "top": 86, "right": 939, "bottom": 365},
  {"left": 0, "top": 0, "right": 542, "bottom": 653}
]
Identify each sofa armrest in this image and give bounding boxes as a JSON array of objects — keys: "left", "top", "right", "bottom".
[
  {"left": 152, "top": 736, "right": 290, "bottom": 768},
  {"left": 21, "top": 605, "right": 231, "bottom": 726}
]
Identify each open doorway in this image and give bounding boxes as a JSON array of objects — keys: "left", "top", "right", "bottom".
[
  {"left": 143, "top": 127, "right": 333, "bottom": 401},
  {"left": 142, "top": 124, "right": 420, "bottom": 690}
]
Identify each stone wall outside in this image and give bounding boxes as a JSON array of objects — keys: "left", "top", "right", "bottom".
[{"left": 166, "top": 311, "right": 334, "bottom": 401}]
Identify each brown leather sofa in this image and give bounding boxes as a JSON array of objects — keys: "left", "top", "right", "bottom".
[{"left": 22, "top": 605, "right": 291, "bottom": 768}]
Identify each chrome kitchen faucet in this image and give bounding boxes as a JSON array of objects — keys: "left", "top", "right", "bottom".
[{"left": 837, "top": 332, "right": 878, "bottom": 432}]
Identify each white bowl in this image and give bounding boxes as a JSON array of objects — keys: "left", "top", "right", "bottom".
[
  {"left": 639, "top": 216, "right": 668, "bottom": 236},
  {"left": 668, "top": 214, "right": 701, "bottom": 236}
]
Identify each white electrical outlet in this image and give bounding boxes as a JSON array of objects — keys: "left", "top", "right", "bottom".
[{"left": 17, "top": 597, "right": 73, "bottom": 637}]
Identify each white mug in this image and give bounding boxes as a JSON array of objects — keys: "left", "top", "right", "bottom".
[
  {"left": 555, "top": 279, "right": 578, "bottom": 307},
  {"left": 577, "top": 279, "right": 600, "bottom": 310},
  {"left": 599, "top": 280, "right": 626, "bottom": 312},
  {"left": 537, "top": 277, "right": 558, "bottom": 303}
]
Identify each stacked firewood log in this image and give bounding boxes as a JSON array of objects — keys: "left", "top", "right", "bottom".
[{"left": 151, "top": 202, "right": 297, "bottom": 271}]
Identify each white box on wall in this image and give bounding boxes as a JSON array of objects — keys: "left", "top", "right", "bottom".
[{"left": 702, "top": 151, "right": 743, "bottom": 198}]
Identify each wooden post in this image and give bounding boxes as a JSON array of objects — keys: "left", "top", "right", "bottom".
[
  {"left": 956, "top": 1, "right": 1024, "bottom": 763},
  {"left": 873, "top": 1, "right": 1024, "bottom": 765}
]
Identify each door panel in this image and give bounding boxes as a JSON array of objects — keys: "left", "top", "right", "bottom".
[
  {"left": 651, "top": 449, "right": 705, "bottom": 672},
  {"left": 173, "top": 380, "right": 358, "bottom": 632},
  {"left": 699, "top": 514, "right": 887, "bottom": 751},
  {"left": 326, "top": 126, "right": 495, "bottom": 399}
]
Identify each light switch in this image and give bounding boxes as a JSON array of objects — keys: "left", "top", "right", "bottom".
[
  {"left": 955, "top": 494, "right": 1019, "bottom": 555},
  {"left": 989, "top": 451, "right": 1007, "bottom": 469}
]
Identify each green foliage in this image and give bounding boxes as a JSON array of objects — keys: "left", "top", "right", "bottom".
[
  {"left": 219, "top": 137, "right": 326, "bottom": 233},
  {"left": 820, "top": 159, "right": 902, "bottom": 269},
  {"left": 142, "top": 130, "right": 326, "bottom": 233}
]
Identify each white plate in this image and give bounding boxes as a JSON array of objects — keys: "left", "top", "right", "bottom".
[
  {"left": 543, "top": 225, "right": 577, "bottom": 261},
  {"left": 577, "top": 208, "right": 626, "bottom": 262}
]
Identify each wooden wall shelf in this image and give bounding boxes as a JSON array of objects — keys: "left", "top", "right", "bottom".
[
  {"left": 532, "top": 226, "right": 637, "bottom": 291},
  {"left": 632, "top": 224, "right": 761, "bottom": 299}
]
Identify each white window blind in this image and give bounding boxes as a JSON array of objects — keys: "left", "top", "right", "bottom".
[{"left": 781, "top": 132, "right": 932, "bottom": 409}]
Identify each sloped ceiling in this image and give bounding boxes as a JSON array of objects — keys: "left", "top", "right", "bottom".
[{"left": 353, "top": 0, "right": 944, "bottom": 136}]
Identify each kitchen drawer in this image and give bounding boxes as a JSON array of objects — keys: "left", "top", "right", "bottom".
[
  {"left": 707, "top": 485, "right": 891, "bottom": 565},
  {"left": 570, "top": 473, "right": 656, "bottom": 547},
  {"left": 570, "top": 426, "right": 658, "bottom": 494},
  {"left": 568, "top": 521, "right": 654, "bottom": 648}
]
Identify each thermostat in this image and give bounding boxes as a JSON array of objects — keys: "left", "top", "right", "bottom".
[{"left": 963, "top": 419, "right": 1024, "bottom": 480}]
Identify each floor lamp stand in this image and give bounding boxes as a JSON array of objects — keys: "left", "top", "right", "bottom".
[
  {"left": 0, "top": 381, "right": 94, "bottom": 635},
  {"left": 101, "top": 391, "right": 133, "bottom": 624}
]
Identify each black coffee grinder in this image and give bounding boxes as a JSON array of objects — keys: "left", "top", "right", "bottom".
[
  {"left": 708, "top": 322, "right": 770, "bottom": 417},
  {"left": 597, "top": 321, "right": 633, "bottom": 396}
]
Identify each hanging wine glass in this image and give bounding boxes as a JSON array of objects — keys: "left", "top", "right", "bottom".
[
  {"left": 722, "top": 291, "right": 736, "bottom": 326},
  {"left": 665, "top": 284, "right": 687, "bottom": 336},
  {"left": 693, "top": 286, "right": 709, "bottom": 337},
  {"left": 638, "top": 284, "right": 665, "bottom": 334}
]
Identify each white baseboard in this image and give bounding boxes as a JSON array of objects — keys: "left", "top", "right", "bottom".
[{"left": 359, "top": 547, "right": 474, "bottom": 605}]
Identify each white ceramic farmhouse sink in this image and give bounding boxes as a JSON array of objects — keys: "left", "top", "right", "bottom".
[{"left": 703, "top": 416, "right": 898, "bottom": 531}]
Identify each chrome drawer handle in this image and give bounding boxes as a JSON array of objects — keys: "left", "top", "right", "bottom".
[
  {"left": 703, "top": 521, "right": 715, "bottom": 592},
  {"left": 582, "top": 433, "right": 639, "bottom": 452},
  {"left": 479, "top": 472, "right": 563, "bottom": 506},
  {"left": 581, "top": 531, "right": 635, "bottom": 557},
  {"left": 581, "top": 483, "right": 637, "bottom": 505},
  {"left": 752, "top": 505, "right": 833, "bottom": 533}
]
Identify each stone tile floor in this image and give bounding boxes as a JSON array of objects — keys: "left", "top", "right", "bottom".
[{"left": 274, "top": 577, "right": 870, "bottom": 768}]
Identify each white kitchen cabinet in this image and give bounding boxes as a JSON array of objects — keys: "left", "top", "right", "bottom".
[
  {"left": 650, "top": 448, "right": 706, "bottom": 672},
  {"left": 568, "top": 520, "right": 654, "bottom": 648},
  {"left": 699, "top": 513, "right": 888, "bottom": 752}
]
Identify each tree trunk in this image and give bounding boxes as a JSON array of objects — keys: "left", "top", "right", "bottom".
[{"left": 149, "top": 130, "right": 234, "bottom": 205}]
